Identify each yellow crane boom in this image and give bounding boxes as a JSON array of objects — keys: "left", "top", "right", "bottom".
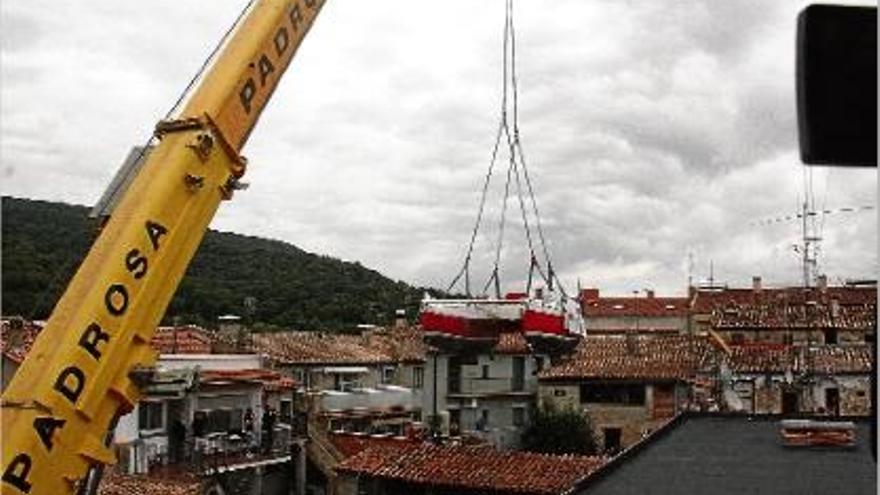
[{"left": 1, "top": 1, "right": 325, "bottom": 493}]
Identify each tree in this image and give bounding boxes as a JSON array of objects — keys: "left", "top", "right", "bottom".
[{"left": 520, "top": 403, "right": 600, "bottom": 455}]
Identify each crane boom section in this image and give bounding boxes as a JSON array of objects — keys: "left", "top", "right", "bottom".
[{"left": 0, "top": 1, "right": 325, "bottom": 494}]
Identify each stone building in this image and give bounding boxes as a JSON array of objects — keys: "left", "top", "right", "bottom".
[
  {"left": 538, "top": 335, "right": 714, "bottom": 452},
  {"left": 725, "top": 343, "right": 873, "bottom": 416}
]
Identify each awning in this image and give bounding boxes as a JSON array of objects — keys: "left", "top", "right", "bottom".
[{"left": 322, "top": 366, "right": 370, "bottom": 374}]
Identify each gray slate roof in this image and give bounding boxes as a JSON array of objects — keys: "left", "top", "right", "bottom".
[{"left": 578, "top": 415, "right": 876, "bottom": 495}]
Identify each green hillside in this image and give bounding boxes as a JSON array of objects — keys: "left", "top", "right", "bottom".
[{"left": 1, "top": 196, "right": 438, "bottom": 330}]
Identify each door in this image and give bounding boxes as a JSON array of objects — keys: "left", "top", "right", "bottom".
[
  {"left": 512, "top": 356, "right": 525, "bottom": 391},
  {"left": 603, "top": 428, "right": 622, "bottom": 454},
  {"left": 825, "top": 388, "right": 840, "bottom": 416},
  {"left": 781, "top": 390, "right": 799, "bottom": 415}
]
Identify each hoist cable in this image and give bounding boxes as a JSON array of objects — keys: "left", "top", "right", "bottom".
[{"left": 447, "top": 1, "right": 513, "bottom": 295}]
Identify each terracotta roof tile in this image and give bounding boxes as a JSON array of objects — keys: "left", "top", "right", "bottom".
[
  {"left": 540, "top": 335, "right": 714, "bottom": 381},
  {"left": 728, "top": 344, "right": 873, "bottom": 374},
  {"left": 97, "top": 467, "right": 201, "bottom": 495},
  {"left": 364, "top": 326, "right": 430, "bottom": 363},
  {"left": 152, "top": 326, "right": 213, "bottom": 354},
  {"left": 199, "top": 369, "right": 295, "bottom": 391},
  {"left": 493, "top": 332, "right": 533, "bottom": 354},
  {"left": 581, "top": 296, "right": 690, "bottom": 318},
  {"left": 0, "top": 318, "right": 41, "bottom": 364},
  {"left": 329, "top": 432, "right": 419, "bottom": 458},
  {"left": 337, "top": 442, "right": 605, "bottom": 495},
  {"left": 252, "top": 331, "right": 393, "bottom": 365}
]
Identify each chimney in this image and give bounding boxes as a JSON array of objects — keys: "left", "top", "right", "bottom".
[
  {"left": 580, "top": 288, "right": 600, "bottom": 302},
  {"left": 817, "top": 274, "right": 828, "bottom": 293},
  {"left": 752, "top": 276, "right": 762, "bottom": 294},
  {"left": 394, "top": 309, "right": 407, "bottom": 329},
  {"left": 625, "top": 330, "right": 638, "bottom": 355},
  {"left": 646, "top": 289, "right": 655, "bottom": 299},
  {"left": 830, "top": 298, "right": 840, "bottom": 318}
]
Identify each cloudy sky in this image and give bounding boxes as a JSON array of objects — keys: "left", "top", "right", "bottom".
[{"left": 2, "top": 0, "right": 876, "bottom": 297}]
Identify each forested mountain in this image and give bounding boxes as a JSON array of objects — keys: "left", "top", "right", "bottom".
[{"left": 2, "top": 197, "right": 440, "bottom": 330}]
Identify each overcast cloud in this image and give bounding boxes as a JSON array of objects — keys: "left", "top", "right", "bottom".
[{"left": 2, "top": 0, "right": 876, "bottom": 297}]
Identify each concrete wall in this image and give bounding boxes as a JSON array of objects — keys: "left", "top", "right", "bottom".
[{"left": 422, "top": 353, "right": 541, "bottom": 449}]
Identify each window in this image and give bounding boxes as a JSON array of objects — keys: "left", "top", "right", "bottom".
[
  {"left": 481, "top": 365, "right": 490, "bottom": 379},
  {"left": 203, "top": 408, "right": 245, "bottom": 434},
  {"left": 476, "top": 409, "right": 489, "bottom": 431},
  {"left": 334, "top": 373, "right": 360, "bottom": 392},
  {"left": 823, "top": 329, "right": 838, "bottom": 345},
  {"left": 580, "top": 383, "right": 645, "bottom": 405},
  {"left": 280, "top": 400, "right": 292, "bottom": 423},
  {"left": 382, "top": 366, "right": 396, "bottom": 384},
  {"left": 413, "top": 366, "right": 424, "bottom": 389},
  {"left": 512, "top": 356, "right": 525, "bottom": 391},
  {"left": 138, "top": 401, "right": 164, "bottom": 432},
  {"left": 512, "top": 407, "right": 525, "bottom": 427},
  {"left": 448, "top": 357, "right": 462, "bottom": 394}
]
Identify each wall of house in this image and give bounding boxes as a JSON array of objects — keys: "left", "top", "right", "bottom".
[
  {"left": 585, "top": 315, "right": 687, "bottom": 333},
  {"left": 734, "top": 374, "right": 871, "bottom": 416},
  {"left": 810, "top": 376, "right": 871, "bottom": 416},
  {"left": 539, "top": 381, "right": 684, "bottom": 451}
]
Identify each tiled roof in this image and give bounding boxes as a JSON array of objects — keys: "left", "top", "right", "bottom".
[
  {"left": 364, "top": 326, "right": 430, "bottom": 363},
  {"left": 493, "top": 332, "right": 533, "bottom": 354},
  {"left": 693, "top": 286, "right": 876, "bottom": 314},
  {"left": 200, "top": 369, "right": 295, "bottom": 391},
  {"left": 152, "top": 326, "right": 213, "bottom": 354},
  {"left": 727, "top": 344, "right": 873, "bottom": 375},
  {"left": 97, "top": 467, "right": 200, "bottom": 495},
  {"left": 0, "top": 318, "right": 41, "bottom": 364},
  {"left": 581, "top": 295, "right": 690, "bottom": 318},
  {"left": 337, "top": 442, "right": 606, "bottom": 495},
  {"left": 806, "top": 345, "right": 873, "bottom": 375},
  {"left": 329, "top": 432, "right": 419, "bottom": 458},
  {"left": 252, "top": 331, "right": 393, "bottom": 365},
  {"left": 711, "top": 302, "right": 875, "bottom": 331},
  {"left": 540, "top": 335, "right": 714, "bottom": 381},
  {"left": 728, "top": 344, "right": 794, "bottom": 374}
]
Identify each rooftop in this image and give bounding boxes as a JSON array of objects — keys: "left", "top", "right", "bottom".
[
  {"left": 97, "top": 467, "right": 200, "bottom": 495},
  {"left": 579, "top": 289, "right": 690, "bottom": 318},
  {"left": 337, "top": 441, "right": 606, "bottom": 495},
  {"left": 151, "top": 325, "right": 213, "bottom": 354},
  {"left": 728, "top": 343, "right": 874, "bottom": 374},
  {"left": 540, "top": 335, "right": 714, "bottom": 381},
  {"left": 577, "top": 415, "right": 876, "bottom": 495},
  {"left": 0, "top": 318, "right": 41, "bottom": 364},
  {"left": 252, "top": 330, "right": 396, "bottom": 366}
]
